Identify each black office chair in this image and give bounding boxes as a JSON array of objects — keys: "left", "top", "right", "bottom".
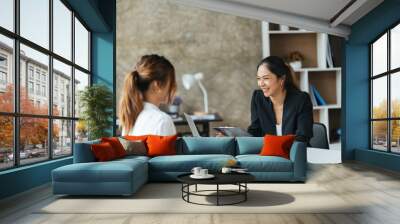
[{"left": 309, "top": 123, "right": 329, "bottom": 149}]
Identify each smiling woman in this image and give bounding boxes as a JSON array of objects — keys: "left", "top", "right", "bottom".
[{"left": 248, "top": 56, "right": 313, "bottom": 143}]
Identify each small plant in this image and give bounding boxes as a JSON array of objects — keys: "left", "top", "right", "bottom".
[{"left": 79, "top": 84, "right": 113, "bottom": 140}]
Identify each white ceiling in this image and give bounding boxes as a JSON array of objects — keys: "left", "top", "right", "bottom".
[
  {"left": 174, "top": 0, "right": 384, "bottom": 38},
  {"left": 227, "top": 0, "right": 353, "bottom": 23}
]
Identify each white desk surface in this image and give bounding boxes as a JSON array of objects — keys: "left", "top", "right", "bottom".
[{"left": 307, "top": 143, "right": 342, "bottom": 164}]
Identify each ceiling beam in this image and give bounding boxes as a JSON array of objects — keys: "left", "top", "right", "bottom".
[
  {"left": 330, "top": 0, "right": 367, "bottom": 27},
  {"left": 173, "top": 0, "right": 351, "bottom": 37}
]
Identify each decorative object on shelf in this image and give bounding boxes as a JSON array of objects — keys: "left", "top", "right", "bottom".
[
  {"left": 285, "top": 51, "right": 304, "bottom": 70},
  {"left": 79, "top": 84, "right": 113, "bottom": 140},
  {"left": 182, "top": 72, "right": 208, "bottom": 114},
  {"left": 279, "top": 24, "right": 289, "bottom": 31}
]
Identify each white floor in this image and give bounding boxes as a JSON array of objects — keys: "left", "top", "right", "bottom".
[{"left": 307, "top": 143, "right": 341, "bottom": 164}]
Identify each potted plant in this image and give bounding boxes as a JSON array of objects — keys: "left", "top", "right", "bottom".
[
  {"left": 79, "top": 84, "right": 113, "bottom": 140},
  {"left": 285, "top": 51, "right": 304, "bottom": 69}
]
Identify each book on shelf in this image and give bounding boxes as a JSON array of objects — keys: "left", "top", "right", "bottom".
[
  {"left": 310, "top": 85, "right": 327, "bottom": 106},
  {"left": 308, "top": 85, "right": 318, "bottom": 106}
]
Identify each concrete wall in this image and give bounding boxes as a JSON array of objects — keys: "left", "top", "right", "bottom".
[{"left": 116, "top": 0, "right": 262, "bottom": 132}]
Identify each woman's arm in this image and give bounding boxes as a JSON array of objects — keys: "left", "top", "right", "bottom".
[
  {"left": 295, "top": 93, "right": 314, "bottom": 142},
  {"left": 247, "top": 91, "right": 263, "bottom": 137}
]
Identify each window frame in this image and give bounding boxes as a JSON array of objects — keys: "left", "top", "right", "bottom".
[
  {"left": 370, "top": 20, "right": 400, "bottom": 154},
  {"left": 0, "top": 0, "right": 92, "bottom": 171}
]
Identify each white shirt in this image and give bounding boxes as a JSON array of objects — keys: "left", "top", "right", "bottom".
[
  {"left": 276, "top": 124, "right": 282, "bottom": 136},
  {"left": 122, "top": 102, "right": 176, "bottom": 136}
]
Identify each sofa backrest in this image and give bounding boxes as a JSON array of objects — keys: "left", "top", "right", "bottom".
[
  {"left": 235, "top": 137, "right": 263, "bottom": 155},
  {"left": 73, "top": 139, "right": 100, "bottom": 163},
  {"left": 178, "top": 137, "right": 236, "bottom": 155}
]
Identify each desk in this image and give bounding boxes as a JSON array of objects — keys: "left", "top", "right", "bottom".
[
  {"left": 172, "top": 113, "right": 223, "bottom": 137},
  {"left": 307, "top": 144, "right": 342, "bottom": 164}
]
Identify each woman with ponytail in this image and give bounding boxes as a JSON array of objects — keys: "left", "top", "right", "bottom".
[
  {"left": 119, "top": 54, "right": 177, "bottom": 136},
  {"left": 247, "top": 56, "right": 313, "bottom": 143}
]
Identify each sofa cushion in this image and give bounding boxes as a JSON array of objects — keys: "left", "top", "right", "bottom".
[
  {"left": 91, "top": 142, "right": 118, "bottom": 161},
  {"left": 236, "top": 155, "right": 293, "bottom": 172},
  {"left": 147, "top": 135, "right": 178, "bottom": 157},
  {"left": 260, "top": 135, "right": 296, "bottom": 159},
  {"left": 236, "top": 137, "right": 263, "bottom": 155},
  {"left": 52, "top": 158, "right": 147, "bottom": 183},
  {"left": 180, "top": 137, "right": 235, "bottom": 155},
  {"left": 148, "top": 154, "right": 235, "bottom": 172}
]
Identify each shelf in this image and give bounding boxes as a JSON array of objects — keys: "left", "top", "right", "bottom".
[
  {"left": 313, "top": 105, "right": 341, "bottom": 109},
  {"left": 294, "top": 67, "right": 341, "bottom": 72}
]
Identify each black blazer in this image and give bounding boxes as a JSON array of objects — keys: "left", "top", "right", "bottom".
[{"left": 247, "top": 88, "right": 314, "bottom": 142}]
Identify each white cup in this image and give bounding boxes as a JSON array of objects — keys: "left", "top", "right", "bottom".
[
  {"left": 200, "top": 169, "right": 208, "bottom": 176},
  {"left": 191, "top": 167, "right": 202, "bottom": 176},
  {"left": 221, "top": 167, "right": 232, "bottom": 174}
]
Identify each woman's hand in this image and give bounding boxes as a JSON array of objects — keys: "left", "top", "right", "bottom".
[{"left": 215, "top": 131, "right": 225, "bottom": 137}]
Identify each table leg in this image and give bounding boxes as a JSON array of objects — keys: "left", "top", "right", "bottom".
[
  {"left": 217, "top": 184, "right": 219, "bottom": 206},
  {"left": 195, "top": 184, "right": 198, "bottom": 192},
  {"left": 203, "top": 123, "right": 210, "bottom": 137}
]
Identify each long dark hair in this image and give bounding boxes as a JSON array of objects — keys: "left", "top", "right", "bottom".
[
  {"left": 119, "top": 54, "right": 176, "bottom": 133},
  {"left": 257, "top": 56, "right": 299, "bottom": 91}
]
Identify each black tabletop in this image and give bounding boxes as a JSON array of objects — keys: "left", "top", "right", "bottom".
[{"left": 177, "top": 172, "right": 255, "bottom": 185}]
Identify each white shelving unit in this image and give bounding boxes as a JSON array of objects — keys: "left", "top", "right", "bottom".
[{"left": 262, "top": 22, "right": 342, "bottom": 144}]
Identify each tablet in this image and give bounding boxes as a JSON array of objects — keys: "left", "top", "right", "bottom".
[{"left": 213, "top": 127, "right": 252, "bottom": 137}]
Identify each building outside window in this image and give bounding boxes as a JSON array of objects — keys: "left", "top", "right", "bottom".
[{"left": 0, "top": 0, "right": 91, "bottom": 171}]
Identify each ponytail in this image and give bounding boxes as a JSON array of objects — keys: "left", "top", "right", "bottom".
[{"left": 118, "top": 71, "right": 143, "bottom": 134}]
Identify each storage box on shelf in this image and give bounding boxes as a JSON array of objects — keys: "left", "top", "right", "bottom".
[{"left": 262, "top": 22, "right": 342, "bottom": 144}]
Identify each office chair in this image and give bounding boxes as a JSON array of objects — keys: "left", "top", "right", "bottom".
[{"left": 309, "top": 123, "right": 329, "bottom": 149}]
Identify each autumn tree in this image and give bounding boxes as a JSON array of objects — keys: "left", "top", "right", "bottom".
[{"left": 0, "top": 84, "right": 59, "bottom": 151}]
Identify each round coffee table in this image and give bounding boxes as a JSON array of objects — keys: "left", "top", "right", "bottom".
[{"left": 177, "top": 173, "right": 255, "bottom": 206}]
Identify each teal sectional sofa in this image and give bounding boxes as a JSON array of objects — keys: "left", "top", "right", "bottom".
[{"left": 52, "top": 137, "right": 307, "bottom": 196}]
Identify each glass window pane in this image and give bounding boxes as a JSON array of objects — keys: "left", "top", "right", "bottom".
[
  {"left": 53, "top": 119, "right": 72, "bottom": 157},
  {"left": 20, "top": 44, "right": 49, "bottom": 115},
  {"left": 75, "top": 120, "right": 88, "bottom": 143},
  {"left": 53, "top": 0, "right": 72, "bottom": 60},
  {"left": 0, "top": 0, "right": 14, "bottom": 31},
  {"left": 0, "top": 116, "right": 13, "bottom": 170},
  {"left": 391, "top": 120, "right": 400, "bottom": 153},
  {"left": 0, "top": 34, "right": 14, "bottom": 112},
  {"left": 372, "top": 121, "right": 388, "bottom": 151},
  {"left": 372, "top": 76, "right": 387, "bottom": 119},
  {"left": 372, "top": 33, "right": 387, "bottom": 76},
  {"left": 391, "top": 24, "right": 400, "bottom": 70},
  {"left": 20, "top": 117, "right": 49, "bottom": 165},
  {"left": 74, "top": 69, "right": 89, "bottom": 118},
  {"left": 74, "top": 17, "right": 89, "bottom": 70},
  {"left": 391, "top": 72, "right": 400, "bottom": 118},
  {"left": 53, "top": 59, "right": 72, "bottom": 117},
  {"left": 20, "top": 0, "right": 49, "bottom": 49}
]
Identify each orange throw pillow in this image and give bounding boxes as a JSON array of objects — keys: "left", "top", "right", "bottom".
[
  {"left": 91, "top": 142, "right": 117, "bottom": 161},
  {"left": 101, "top": 137, "right": 126, "bottom": 158},
  {"left": 146, "top": 135, "right": 178, "bottom": 157},
  {"left": 260, "top": 135, "right": 296, "bottom": 159}
]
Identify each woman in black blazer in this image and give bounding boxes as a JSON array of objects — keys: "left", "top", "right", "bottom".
[{"left": 248, "top": 56, "right": 313, "bottom": 143}]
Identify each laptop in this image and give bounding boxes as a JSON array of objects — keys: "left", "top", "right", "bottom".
[
  {"left": 183, "top": 113, "right": 252, "bottom": 137},
  {"left": 183, "top": 113, "right": 201, "bottom": 137}
]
